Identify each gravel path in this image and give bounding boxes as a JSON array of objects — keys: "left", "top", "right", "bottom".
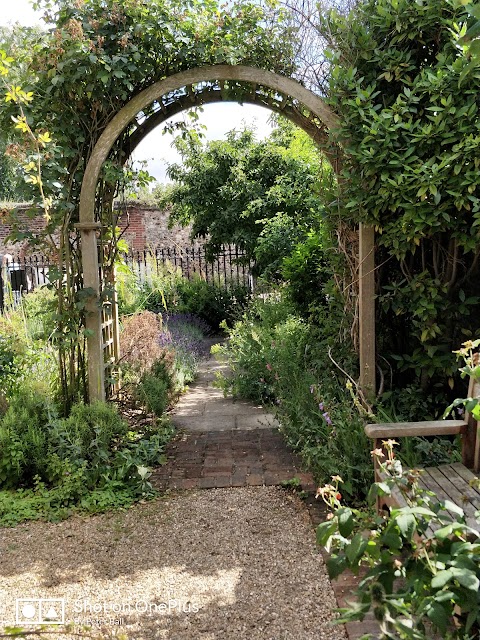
[{"left": 0, "top": 487, "right": 346, "bottom": 640}]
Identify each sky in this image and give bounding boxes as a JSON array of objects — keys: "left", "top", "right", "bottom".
[{"left": 0, "top": 0, "right": 275, "bottom": 183}]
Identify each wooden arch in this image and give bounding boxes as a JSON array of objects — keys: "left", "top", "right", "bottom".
[{"left": 77, "top": 64, "right": 375, "bottom": 401}]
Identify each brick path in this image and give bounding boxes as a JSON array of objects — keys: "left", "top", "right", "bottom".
[
  {"left": 151, "top": 345, "right": 379, "bottom": 639},
  {"left": 151, "top": 428, "right": 316, "bottom": 491}
]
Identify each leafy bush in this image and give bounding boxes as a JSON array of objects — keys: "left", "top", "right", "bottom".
[
  {"left": 0, "top": 384, "right": 54, "bottom": 487},
  {"left": 327, "top": 0, "right": 480, "bottom": 393},
  {"left": 117, "top": 259, "right": 185, "bottom": 316},
  {"left": 20, "top": 286, "right": 56, "bottom": 340},
  {"left": 136, "top": 357, "right": 174, "bottom": 417},
  {"left": 0, "top": 392, "right": 174, "bottom": 525},
  {"left": 317, "top": 441, "right": 480, "bottom": 639},
  {"left": 164, "top": 275, "right": 250, "bottom": 330},
  {"left": 0, "top": 334, "right": 18, "bottom": 401},
  {"left": 281, "top": 229, "right": 332, "bottom": 317},
  {"left": 116, "top": 248, "right": 251, "bottom": 331},
  {"left": 50, "top": 401, "right": 129, "bottom": 464}
]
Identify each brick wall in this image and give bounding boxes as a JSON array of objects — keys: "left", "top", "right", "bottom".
[
  {"left": 116, "top": 204, "right": 198, "bottom": 250},
  {"left": 0, "top": 205, "right": 48, "bottom": 256},
  {"left": 0, "top": 203, "right": 198, "bottom": 256}
]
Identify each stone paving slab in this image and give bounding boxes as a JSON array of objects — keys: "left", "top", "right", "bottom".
[{"left": 170, "top": 354, "right": 279, "bottom": 431}]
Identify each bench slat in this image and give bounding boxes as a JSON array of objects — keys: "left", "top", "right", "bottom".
[
  {"left": 428, "top": 466, "right": 480, "bottom": 529},
  {"left": 379, "top": 464, "right": 480, "bottom": 532},
  {"left": 365, "top": 420, "right": 466, "bottom": 439}
]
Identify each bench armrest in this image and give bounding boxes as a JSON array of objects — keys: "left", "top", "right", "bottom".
[{"left": 365, "top": 419, "right": 467, "bottom": 439}]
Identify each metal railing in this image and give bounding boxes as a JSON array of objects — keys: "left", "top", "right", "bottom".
[
  {"left": 0, "top": 245, "right": 253, "bottom": 312},
  {"left": 124, "top": 245, "right": 253, "bottom": 289},
  {"left": 0, "top": 254, "right": 51, "bottom": 311}
]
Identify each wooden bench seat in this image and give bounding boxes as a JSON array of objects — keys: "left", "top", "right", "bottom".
[{"left": 365, "top": 373, "right": 480, "bottom": 521}]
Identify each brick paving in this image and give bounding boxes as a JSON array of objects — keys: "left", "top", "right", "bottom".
[
  {"left": 151, "top": 344, "right": 379, "bottom": 639},
  {"left": 151, "top": 427, "right": 317, "bottom": 491}
]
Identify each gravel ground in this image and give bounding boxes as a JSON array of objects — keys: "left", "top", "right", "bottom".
[{"left": 0, "top": 486, "right": 346, "bottom": 640}]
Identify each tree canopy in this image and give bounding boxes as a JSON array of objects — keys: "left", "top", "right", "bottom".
[{"left": 163, "top": 121, "right": 335, "bottom": 278}]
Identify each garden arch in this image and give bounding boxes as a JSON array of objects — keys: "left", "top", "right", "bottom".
[{"left": 77, "top": 64, "right": 375, "bottom": 401}]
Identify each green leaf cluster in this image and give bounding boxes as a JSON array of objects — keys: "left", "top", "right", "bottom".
[
  {"left": 165, "top": 122, "right": 335, "bottom": 279},
  {"left": 327, "top": 0, "right": 480, "bottom": 392},
  {"left": 319, "top": 452, "right": 480, "bottom": 639}
]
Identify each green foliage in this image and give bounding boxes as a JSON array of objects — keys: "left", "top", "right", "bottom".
[
  {"left": 318, "top": 442, "right": 480, "bottom": 639},
  {"left": 19, "top": 285, "right": 56, "bottom": 340},
  {"left": 445, "top": 338, "right": 480, "bottom": 421},
  {"left": 0, "top": 384, "right": 58, "bottom": 488},
  {"left": 166, "top": 123, "right": 335, "bottom": 277},
  {"left": 0, "top": 24, "right": 44, "bottom": 202},
  {"left": 281, "top": 229, "right": 332, "bottom": 317},
  {"left": 117, "top": 255, "right": 250, "bottom": 331},
  {"left": 0, "top": 390, "right": 174, "bottom": 525},
  {"left": 215, "top": 294, "right": 372, "bottom": 500},
  {"left": 327, "top": 0, "right": 480, "bottom": 392},
  {"left": 0, "top": 334, "right": 20, "bottom": 400},
  {"left": 119, "top": 307, "right": 210, "bottom": 411},
  {"left": 136, "top": 357, "right": 174, "bottom": 418},
  {"left": 0, "top": 138, "right": 19, "bottom": 201},
  {"left": 117, "top": 260, "right": 184, "bottom": 317},
  {"left": 173, "top": 276, "right": 250, "bottom": 330}
]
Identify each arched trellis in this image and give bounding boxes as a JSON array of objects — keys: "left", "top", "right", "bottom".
[{"left": 77, "top": 64, "right": 375, "bottom": 401}]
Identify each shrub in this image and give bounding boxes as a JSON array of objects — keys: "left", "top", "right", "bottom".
[
  {"left": 0, "top": 384, "right": 54, "bottom": 487},
  {"left": 0, "top": 394, "right": 175, "bottom": 525},
  {"left": 20, "top": 286, "right": 56, "bottom": 340},
  {"left": 51, "top": 401, "right": 129, "bottom": 463},
  {"left": 0, "top": 334, "right": 18, "bottom": 401},
  {"left": 136, "top": 357, "right": 174, "bottom": 417},
  {"left": 118, "top": 308, "right": 213, "bottom": 420},
  {"left": 117, "top": 259, "right": 184, "bottom": 316},
  {"left": 119, "top": 310, "right": 165, "bottom": 374},
  {"left": 317, "top": 441, "right": 480, "bottom": 639},
  {"left": 148, "top": 274, "right": 251, "bottom": 331}
]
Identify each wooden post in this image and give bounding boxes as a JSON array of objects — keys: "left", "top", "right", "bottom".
[
  {"left": 108, "top": 266, "right": 121, "bottom": 394},
  {"left": 359, "top": 223, "right": 376, "bottom": 397},
  {"left": 76, "top": 222, "right": 105, "bottom": 402}
]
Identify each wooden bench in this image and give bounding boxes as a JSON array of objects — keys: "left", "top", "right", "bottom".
[{"left": 365, "top": 374, "right": 480, "bottom": 529}]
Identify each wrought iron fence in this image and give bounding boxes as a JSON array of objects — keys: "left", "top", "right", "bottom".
[
  {"left": 0, "top": 245, "right": 253, "bottom": 312},
  {"left": 0, "top": 254, "right": 51, "bottom": 311},
  {"left": 124, "top": 245, "right": 254, "bottom": 289}
]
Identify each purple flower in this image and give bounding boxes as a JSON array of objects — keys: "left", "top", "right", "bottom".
[
  {"left": 318, "top": 402, "right": 324, "bottom": 411},
  {"left": 323, "top": 412, "right": 332, "bottom": 425}
]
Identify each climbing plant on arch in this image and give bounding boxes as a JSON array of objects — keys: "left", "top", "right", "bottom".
[
  {"left": 78, "top": 63, "right": 377, "bottom": 401},
  {"left": 0, "top": 0, "right": 375, "bottom": 407}
]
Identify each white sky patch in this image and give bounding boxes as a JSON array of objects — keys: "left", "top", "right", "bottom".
[
  {"left": 132, "top": 103, "right": 275, "bottom": 183},
  {"left": 0, "top": 0, "right": 44, "bottom": 26},
  {"left": 1, "top": 3, "right": 277, "bottom": 183}
]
